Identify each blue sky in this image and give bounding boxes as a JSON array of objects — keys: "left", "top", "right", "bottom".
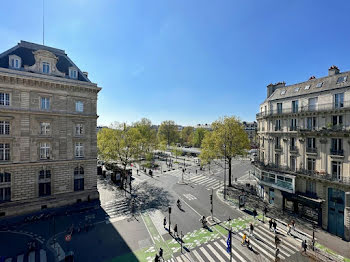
[{"left": 2, "top": 0, "right": 350, "bottom": 126}]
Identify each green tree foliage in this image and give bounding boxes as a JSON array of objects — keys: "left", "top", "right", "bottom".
[
  {"left": 133, "top": 118, "right": 157, "bottom": 159},
  {"left": 97, "top": 122, "right": 142, "bottom": 188},
  {"left": 181, "top": 126, "right": 194, "bottom": 146},
  {"left": 192, "top": 128, "right": 209, "bottom": 148},
  {"left": 200, "top": 116, "right": 250, "bottom": 187},
  {"left": 158, "top": 120, "right": 179, "bottom": 146},
  {"left": 171, "top": 143, "right": 182, "bottom": 161}
]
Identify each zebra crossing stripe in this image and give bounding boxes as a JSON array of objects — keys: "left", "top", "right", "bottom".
[
  {"left": 210, "top": 181, "right": 221, "bottom": 188},
  {"left": 219, "top": 239, "right": 247, "bottom": 262},
  {"left": 199, "top": 247, "right": 215, "bottom": 261},
  {"left": 175, "top": 255, "right": 183, "bottom": 262},
  {"left": 190, "top": 175, "right": 203, "bottom": 180},
  {"left": 213, "top": 241, "right": 231, "bottom": 260},
  {"left": 238, "top": 232, "right": 275, "bottom": 260},
  {"left": 261, "top": 223, "right": 303, "bottom": 244},
  {"left": 207, "top": 244, "right": 226, "bottom": 262},
  {"left": 192, "top": 176, "right": 210, "bottom": 183},
  {"left": 256, "top": 226, "right": 299, "bottom": 252},
  {"left": 252, "top": 230, "right": 290, "bottom": 258},
  {"left": 197, "top": 178, "right": 216, "bottom": 185},
  {"left": 192, "top": 250, "right": 205, "bottom": 262}
]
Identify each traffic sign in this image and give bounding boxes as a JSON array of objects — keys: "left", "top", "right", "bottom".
[{"left": 65, "top": 234, "right": 72, "bottom": 242}]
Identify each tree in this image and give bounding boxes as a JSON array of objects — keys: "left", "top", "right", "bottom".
[
  {"left": 192, "top": 128, "right": 209, "bottom": 148},
  {"left": 158, "top": 120, "right": 179, "bottom": 146},
  {"left": 171, "top": 143, "right": 182, "bottom": 161},
  {"left": 133, "top": 118, "right": 157, "bottom": 160},
  {"left": 97, "top": 123, "right": 142, "bottom": 188},
  {"left": 181, "top": 126, "right": 194, "bottom": 146},
  {"left": 200, "top": 116, "right": 250, "bottom": 187}
]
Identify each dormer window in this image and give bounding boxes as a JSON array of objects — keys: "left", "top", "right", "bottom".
[
  {"left": 42, "top": 62, "right": 50, "bottom": 74},
  {"left": 316, "top": 82, "right": 323, "bottom": 88},
  {"left": 9, "top": 55, "right": 21, "bottom": 69},
  {"left": 305, "top": 85, "right": 310, "bottom": 90},
  {"left": 280, "top": 90, "right": 286, "bottom": 95},
  {"left": 337, "top": 76, "right": 347, "bottom": 84},
  {"left": 69, "top": 67, "right": 78, "bottom": 79}
]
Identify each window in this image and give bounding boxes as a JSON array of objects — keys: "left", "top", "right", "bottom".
[
  {"left": 331, "top": 138, "right": 343, "bottom": 155},
  {"left": 0, "top": 188, "right": 11, "bottom": 202},
  {"left": 0, "top": 144, "right": 10, "bottom": 161},
  {"left": 40, "top": 143, "right": 50, "bottom": 159},
  {"left": 262, "top": 137, "right": 265, "bottom": 147},
  {"left": 332, "top": 115, "right": 343, "bottom": 127},
  {"left": 74, "top": 167, "right": 84, "bottom": 191},
  {"left": 269, "top": 188, "right": 274, "bottom": 204},
  {"left": 334, "top": 93, "right": 344, "bottom": 108},
  {"left": 316, "top": 82, "right": 323, "bottom": 88},
  {"left": 307, "top": 158, "right": 316, "bottom": 171},
  {"left": 75, "top": 142, "right": 84, "bottom": 158},
  {"left": 42, "top": 62, "right": 50, "bottom": 73},
  {"left": 280, "top": 90, "right": 286, "bottom": 95},
  {"left": 0, "top": 121, "right": 10, "bottom": 135},
  {"left": 40, "top": 97, "right": 50, "bottom": 110},
  {"left": 277, "top": 103, "right": 283, "bottom": 114},
  {"left": 290, "top": 156, "right": 296, "bottom": 171},
  {"left": 0, "top": 93, "right": 10, "bottom": 106},
  {"left": 275, "top": 119, "right": 281, "bottom": 131},
  {"left": 307, "top": 117, "right": 316, "bottom": 130},
  {"left": 75, "top": 124, "right": 83, "bottom": 135},
  {"left": 308, "top": 97, "right": 318, "bottom": 111},
  {"left": 69, "top": 68, "right": 78, "bottom": 79},
  {"left": 337, "top": 76, "right": 347, "bottom": 83},
  {"left": 290, "top": 119, "right": 297, "bottom": 131},
  {"left": 11, "top": 59, "right": 20, "bottom": 69},
  {"left": 304, "top": 85, "right": 310, "bottom": 90},
  {"left": 307, "top": 138, "right": 316, "bottom": 149},
  {"left": 38, "top": 170, "right": 51, "bottom": 197},
  {"left": 290, "top": 137, "right": 296, "bottom": 148},
  {"left": 275, "top": 137, "right": 280, "bottom": 148},
  {"left": 0, "top": 172, "right": 11, "bottom": 183},
  {"left": 275, "top": 154, "right": 280, "bottom": 166},
  {"left": 332, "top": 161, "right": 342, "bottom": 180},
  {"left": 306, "top": 180, "right": 316, "bottom": 195},
  {"left": 294, "top": 87, "right": 300, "bottom": 92},
  {"left": 75, "top": 101, "right": 84, "bottom": 112},
  {"left": 40, "top": 122, "right": 50, "bottom": 135},
  {"left": 292, "top": 100, "right": 298, "bottom": 113}
]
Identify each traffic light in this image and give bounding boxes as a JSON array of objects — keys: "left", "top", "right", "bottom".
[{"left": 168, "top": 207, "right": 171, "bottom": 214}]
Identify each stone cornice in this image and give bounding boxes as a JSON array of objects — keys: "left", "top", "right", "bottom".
[
  {"left": 0, "top": 68, "right": 101, "bottom": 94},
  {"left": 0, "top": 158, "right": 97, "bottom": 168}
]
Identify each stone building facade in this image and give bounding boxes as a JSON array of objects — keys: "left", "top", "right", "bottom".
[
  {"left": 243, "top": 121, "right": 257, "bottom": 148},
  {"left": 0, "top": 41, "right": 101, "bottom": 217},
  {"left": 255, "top": 65, "right": 350, "bottom": 240}
]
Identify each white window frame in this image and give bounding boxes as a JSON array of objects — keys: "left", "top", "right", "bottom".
[
  {"left": 69, "top": 67, "right": 78, "bottom": 79},
  {"left": 0, "top": 143, "right": 10, "bottom": 161},
  {"left": 0, "top": 93, "right": 10, "bottom": 106},
  {"left": 40, "top": 142, "right": 51, "bottom": 159},
  {"left": 42, "top": 62, "right": 50, "bottom": 74},
  {"left": 75, "top": 142, "right": 84, "bottom": 158},
  {"left": 75, "top": 124, "right": 83, "bottom": 135},
  {"left": 334, "top": 93, "right": 344, "bottom": 108},
  {"left": 75, "top": 101, "right": 84, "bottom": 112},
  {"left": 0, "top": 121, "right": 10, "bottom": 135},
  {"left": 9, "top": 55, "right": 21, "bottom": 69},
  {"left": 40, "top": 122, "right": 51, "bottom": 135},
  {"left": 40, "top": 97, "right": 50, "bottom": 110}
]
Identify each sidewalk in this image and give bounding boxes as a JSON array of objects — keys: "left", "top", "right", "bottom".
[{"left": 220, "top": 183, "right": 350, "bottom": 261}]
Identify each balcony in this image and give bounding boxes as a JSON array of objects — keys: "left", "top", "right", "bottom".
[
  {"left": 289, "top": 126, "right": 298, "bottom": 131},
  {"left": 256, "top": 100, "right": 350, "bottom": 119},
  {"left": 330, "top": 149, "right": 344, "bottom": 156},
  {"left": 275, "top": 145, "right": 282, "bottom": 151},
  {"left": 289, "top": 146, "right": 298, "bottom": 153},
  {"left": 296, "top": 190, "right": 318, "bottom": 199},
  {"left": 306, "top": 147, "right": 317, "bottom": 154},
  {"left": 274, "top": 126, "right": 282, "bottom": 131}
]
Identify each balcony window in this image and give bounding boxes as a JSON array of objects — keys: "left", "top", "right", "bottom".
[
  {"left": 332, "top": 115, "right": 343, "bottom": 129},
  {"left": 277, "top": 103, "right": 283, "bottom": 114},
  {"left": 0, "top": 121, "right": 10, "bottom": 135},
  {"left": 0, "top": 144, "right": 10, "bottom": 161},
  {"left": 332, "top": 161, "right": 342, "bottom": 180},
  {"left": 308, "top": 97, "right": 318, "bottom": 111},
  {"left": 334, "top": 93, "right": 344, "bottom": 109},
  {"left": 38, "top": 170, "right": 51, "bottom": 197},
  {"left": 275, "top": 120, "right": 281, "bottom": 131},
  {"left": 40, "top": 143, "right": 50, "bottom": 159},
  {"left": 331, "top": 138, "right": 343, "bottom": 155},
  {"left": 307, "top": 117, "right": 316, "bottom": 130},
  {"left": 0, "top": 93, "right": 10, "bottom": 106},
  {"left": 290, "top": 119, "right": 297, "bottom": 131},
  {"left": 275, "top": 137, "right": 281, "bottom": 149},
  {"left": 307, "top": 158, "right": 316, "bottom": 172},
  {"left": 306, "top": 180, "right": 317, "bottom": 198},
  {"left": 307, "top": 137, "right": 316, "bottom": 149},
  {"left": 275, "top": 154, "right": 280, "bottom": 166},
  {"left": 40, "top": 97, "right": 50, "bottom": 110},
  {"left": 290, "top": 156, "right": 296, "bottom": 171},
  {"left": 292, "top": 100, "right": 298, "bottom": 113}
]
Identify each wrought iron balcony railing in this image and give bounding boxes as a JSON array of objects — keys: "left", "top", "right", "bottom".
[
  {"left": 330, "top": 149, "right": 344, "bottom": 156},
  {"left": 306, "top": 147, "right": 317, "bottom": 154}
]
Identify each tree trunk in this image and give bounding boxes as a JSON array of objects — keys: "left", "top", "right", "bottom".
[{"left": 228, "top": 157, "right": 232, "bottom": 187}]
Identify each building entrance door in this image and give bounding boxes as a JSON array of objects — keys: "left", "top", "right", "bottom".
[{"left": 328, "top": 188, "right": 345, "bottom": 238}]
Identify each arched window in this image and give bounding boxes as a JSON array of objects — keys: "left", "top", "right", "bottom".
[{"left": 74, "top": 167, "right": 84, "bottom": 191}]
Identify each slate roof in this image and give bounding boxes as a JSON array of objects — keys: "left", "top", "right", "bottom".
[
  {"left": 0, "top": 41, "right": 90, "bottom": 82},
  {"left": 266, "top": 70, "right": 350, "bottom": 102}
]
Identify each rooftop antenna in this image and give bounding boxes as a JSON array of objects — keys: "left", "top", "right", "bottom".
[{"left": 42, "top": 0, "right": 45, "bottom": 45}]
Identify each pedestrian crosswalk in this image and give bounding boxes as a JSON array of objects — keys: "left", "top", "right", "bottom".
[
  {"left": 4, "top": 249, "right": 47, "bottom": 262},
  {"left": 165, "top": 222, "right": 303, "bottom": 262},
  {"left": 102, "top": 199, "right": 131, "bottom": 220},
  {"left": 189, "top": 174, "right": 222, "bottom": 191}
]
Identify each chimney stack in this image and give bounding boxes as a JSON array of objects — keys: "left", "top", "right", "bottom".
[
  {"left": 266, "top": 81, "right": 286, "bottom": 98},
  {"left": 328, "top": 65, "right": 340, "bottom": 76}
]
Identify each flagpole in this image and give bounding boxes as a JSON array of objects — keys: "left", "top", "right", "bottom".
[{"left": 230, "top": 227, "right": 232, "bottom": 262}]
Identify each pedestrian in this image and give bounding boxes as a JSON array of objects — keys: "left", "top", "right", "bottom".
[
  {"left": 275, "top": 248, "right": 280, "bottom": 261},
  {"left": 174, "top": 224, "right": 178, "bottom": 237},
  {"left": 163, "top": 217, "right": 166, "bottom": 229},
  {"left": 246, "top": 236, "right": 251, "bottom": 249},
  {"left": 287, "top": 223, "right": 291, "bottom": 235},
  {"left": 154, "top": 254, "right": 159, "bottom": 262},
  {"left": 275, "top": 235, "right": 280, "bottom": 249},
  {"left": 136, "top": 169, "right": 139, "bottom": 175},
  {"left": 291, "top": 219, "right": 295, "bottom": 230},
  {"left": 249, "top": 223, "right": 254, "bottom": 237},
  {"left": 302, "top": 240, "right": 307, "bottom": 253},
  {"left": 241, "top": 232, "right": 247, "bottom": 245},
  {"left": 269, "top": 218, "right": 273, "bottom": 231},
  {"left": 196, "top": 169, "right": 197, "bottom": 174},
  {"left": 273, "top": 220, "right": 277, "bottom": 233},
  {"left": 253, "top": 209, "right": 257, "bottom": 220},
  {"left": 159, "top": 247, "right": 163, "bottom": 259}
]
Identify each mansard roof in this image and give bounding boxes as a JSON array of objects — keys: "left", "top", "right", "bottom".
[{"left": 0, "top": 40, "right": 90, "bottom": 82}]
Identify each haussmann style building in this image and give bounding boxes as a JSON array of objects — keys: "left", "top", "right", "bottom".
[
  {"left": 254, "top": 65, "right": 350, "bottom": 240},
  {"left": 0, "top": 41, "right": 101, "bottom": 217}
]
